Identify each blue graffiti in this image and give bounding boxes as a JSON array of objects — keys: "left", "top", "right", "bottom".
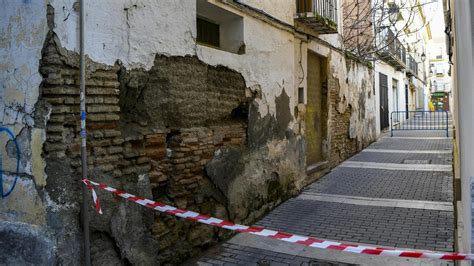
[{"left": 0, "top": 127, "right": 20, "bottom": 198}]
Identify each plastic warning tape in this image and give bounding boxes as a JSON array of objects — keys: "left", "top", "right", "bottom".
[{"left": 82, "top": 178, "right": 472, "bottom": 261}]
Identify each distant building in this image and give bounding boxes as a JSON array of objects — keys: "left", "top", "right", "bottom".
[
  {"left": 371, "top": 0, "right": 430, "bottom": 136},
  {"left": 443, "top": 0, "right": 474, "bottom": 256},
  {"left": 427, "top": 45, "right": 452, "bottom": 111}
]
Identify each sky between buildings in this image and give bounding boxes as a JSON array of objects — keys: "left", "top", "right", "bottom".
[{"left": 423, "top": 0, "right": 446, "bottom": 41}]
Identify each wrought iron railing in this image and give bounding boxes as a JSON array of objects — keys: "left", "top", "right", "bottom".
[
  {"left": 391, "top": 111, "right": 449, "bottom": 137},
  {"left": 376, "top": 27, "right": 407, "bottom": 66},
  {"left": 296, "top": 0, "right": 338, "bottom": 24},
  {"left": 401, "top": 47, "right": 406, "bottom": 67},
  {"left": 407, "top": 54, "right": 418, "bottom": 76}
]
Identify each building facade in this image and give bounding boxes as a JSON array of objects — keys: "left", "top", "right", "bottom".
[
  {"left": 427, "top": 43, "right": 452, "bottom": 111},
  {"left": 373, "top": 0, "right": 430, "bottom": 136},
  {"left": 1, "top": 0, "right": 377, "bottom": 264},
  {"left": 443, "top": 0, "right": 474, "bottom": 258}
]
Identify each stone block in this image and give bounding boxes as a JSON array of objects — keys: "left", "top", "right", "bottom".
[
  {"left": 87, "top": 88, "right": 120, "bottom": 95},
  {"left": 42, "top": 87, "right": 78, "bottom": 95},
  {"left": 44, "top": 142, "right": 65, "bottom": 152},
  {"left": 51, "top": 105, "right": 71, "bottom": 114},
  {"left": 0, "top": 221, "right": 56, "bottom": 265},
  {"left": 136, "top": 156, "right": 151, "bottom": 165},
  {"left": 145, "top": 134, "right": 166, "bottom": 145},
  {"left": 107, "top": 146, "right": 123, "bottom": 154},
  {"left": 112, "top": 138, "right": 124, "bottom": 145},
  {"left": 87, "top": 105, "right": 121, "bottom": 113},
  {"left": 103, "top": 97, "right": 120, "bottom": 104},
  {"left": 103, "top": 129, "right": 121, "bottom": 138}
]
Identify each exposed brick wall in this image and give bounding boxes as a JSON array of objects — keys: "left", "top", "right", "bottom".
[
  {"left": 40, "top": 35, "right": 125, "bottom": 177},
  {"left": 151, "top": 125, "right": 246, "bottom": 200},
  {"left": 39, "top": 29, "right": 373, "bottom": 264},
  {"left": 120, "top": 55, "right": 247, "bottom": 129},
  {"left": 39, "top": 33, "right": 251, "bottom": 264},
  {"left": 327, "top": 77, "right": 360, "bottom": 168}
]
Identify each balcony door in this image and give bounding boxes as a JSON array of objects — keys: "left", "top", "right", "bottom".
[
  {"left": 405, "top": 84, "right": 409, "bottom": 119},
  {"left": 379, "top": 73, "right": 389, "bottom": 130},
  {"left": 297, "top": 0, "right": 313, "bottom": 13}
]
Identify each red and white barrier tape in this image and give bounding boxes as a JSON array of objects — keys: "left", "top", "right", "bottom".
[{"left": 82, "top": 178, "right": 472, "bottom": 261}]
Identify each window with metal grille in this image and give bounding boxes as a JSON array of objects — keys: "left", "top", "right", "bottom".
[{"left": 197, "top": 17, "right": 220, "bottom": 48}]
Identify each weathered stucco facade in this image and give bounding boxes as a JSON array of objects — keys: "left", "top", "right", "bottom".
[{"left": 1, "top": 1, "right": 376, "bottom": 264}]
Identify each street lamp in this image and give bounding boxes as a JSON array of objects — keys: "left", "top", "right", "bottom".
[{"left": 421, "top": 52, "right": 426, "bottom": 62}]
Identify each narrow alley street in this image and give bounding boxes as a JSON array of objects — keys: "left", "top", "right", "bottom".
[
  {"left": 7, "top": 1, "right": 474, "bottom": 265},
  {"left": 194, "top": 126, "right": 455, "bottom": 265}
]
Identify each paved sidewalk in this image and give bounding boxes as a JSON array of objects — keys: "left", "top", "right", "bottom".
[{"left": 192, "top": 130, "right": 454, "bottom": 265}]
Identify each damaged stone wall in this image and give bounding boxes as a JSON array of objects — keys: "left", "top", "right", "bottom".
[
  {"left": 37, "top": 21, "right": 303, "bottom": 263},
  {"left": 299, "top": 42, "right": 376, "bottom": 176},
  {"left": 326, "top": 51, "right": 376, "bottom": 168},
  {"left": 2, "top": 1, "right": 377, "bottom": 265},
  {"left": 0, "top": 2, "right": 53, "bottom": 265}
]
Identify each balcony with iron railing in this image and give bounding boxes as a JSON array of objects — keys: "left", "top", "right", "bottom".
[
  {"left": 295, "top": 0, "right": 338, "bottom": 34},
  {"left": 376, "top": 27, "right": 407, "bottom": 70},
  {"left": 406, "top": 54, "right": 418, "bottom": 77}
]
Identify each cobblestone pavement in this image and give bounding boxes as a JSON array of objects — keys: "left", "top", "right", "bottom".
[
  {"left": 305, "top": 167, "right": 453, "bottom": 202},
  {"left": 255, "top": 200, "right": 453, "bottom": 252},
  {"left": 348, "top": 152, "right": 452, "bottom": 165},
  {"left": 192, "top": 131, "right": 455, "bottom": 265},
  {"left": 368, "top": 138, "right": 452, "bottom": 151},
  {"left": 191, "top": 243, "right": 354, "bottom": 266}
]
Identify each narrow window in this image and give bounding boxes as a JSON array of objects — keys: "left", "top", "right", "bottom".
[
  {"left": 197, "top": 17, "right": 220, "bottom": 48},
  {"left": 297, "top": 0, "right": 313, "bottom": 13},
  {"left": 298, "top": 87, "right": 305, "bottom": 104},
  {"left": 196, "top": 0, "right": 244, "bottom": 54}
]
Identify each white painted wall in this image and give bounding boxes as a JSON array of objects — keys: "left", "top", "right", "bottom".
[
  {"left": 50, "top": 0, "right": 197, "bottom": 70},
  {"left": 374, "top": 61, "right": 407, "bottom": 137},
  {"left": 1, "top": 2, "right": 48, "bottom": 129},
  {"left": 0, "top": 1, "right": 49, "bottom": 225},
  {"left": 237, "top": 0, "right": 295, "bottom": 25},
  {"left": 200, "top": 1, "right": 299, "bottom": 119},
  {"left": 379, "top": 0, "right": 431, "bottom": 113},
  {"left": 452, "top": 0, "right": 474, "bottom": 254}
]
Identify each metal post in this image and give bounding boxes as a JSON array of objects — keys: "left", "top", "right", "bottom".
[
  {"left": 79, "top": 0, "right": 91, "bottom": 265},
  {"left": 390, "top": 112, "right": 393, "bottom": 137},
  {"left": 446, "top": 111, "right": 449, "bottom": 137}
]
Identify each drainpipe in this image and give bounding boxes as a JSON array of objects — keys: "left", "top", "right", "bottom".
[{"left": 79, "top": 0, "right": 91, "bottom": 265}]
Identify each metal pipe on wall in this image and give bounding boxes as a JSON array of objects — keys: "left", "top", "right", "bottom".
[{"left": 79, "top": 0, "right": 91, "bottom": 265}]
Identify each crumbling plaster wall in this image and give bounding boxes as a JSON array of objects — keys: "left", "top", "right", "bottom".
[
  {"left": 0, "top": 1, "right": 49, "bottom": 219},
  {"left": 1, "top": 0, "right": 376, "bottom": 264},
  {"left": 50, "top": 0, "right": 300, "bottom": 124},
  {"left": 306, "top": 41, "right": 376, "bottom": 158},
  {"left": 41, "top": 0, "right": 305, "bottom": 263},
  {"left": 50, "top": 0, "right": 196, "bottom": 69},
  {"left": 0, "top": 2, "right": 55, "bottom": 264},
  {"left": 0, "top": 0, "right": 48, "bottom": 233},
  {"left": 50, "top": 0, "right": 308, "bottom": 214}
]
